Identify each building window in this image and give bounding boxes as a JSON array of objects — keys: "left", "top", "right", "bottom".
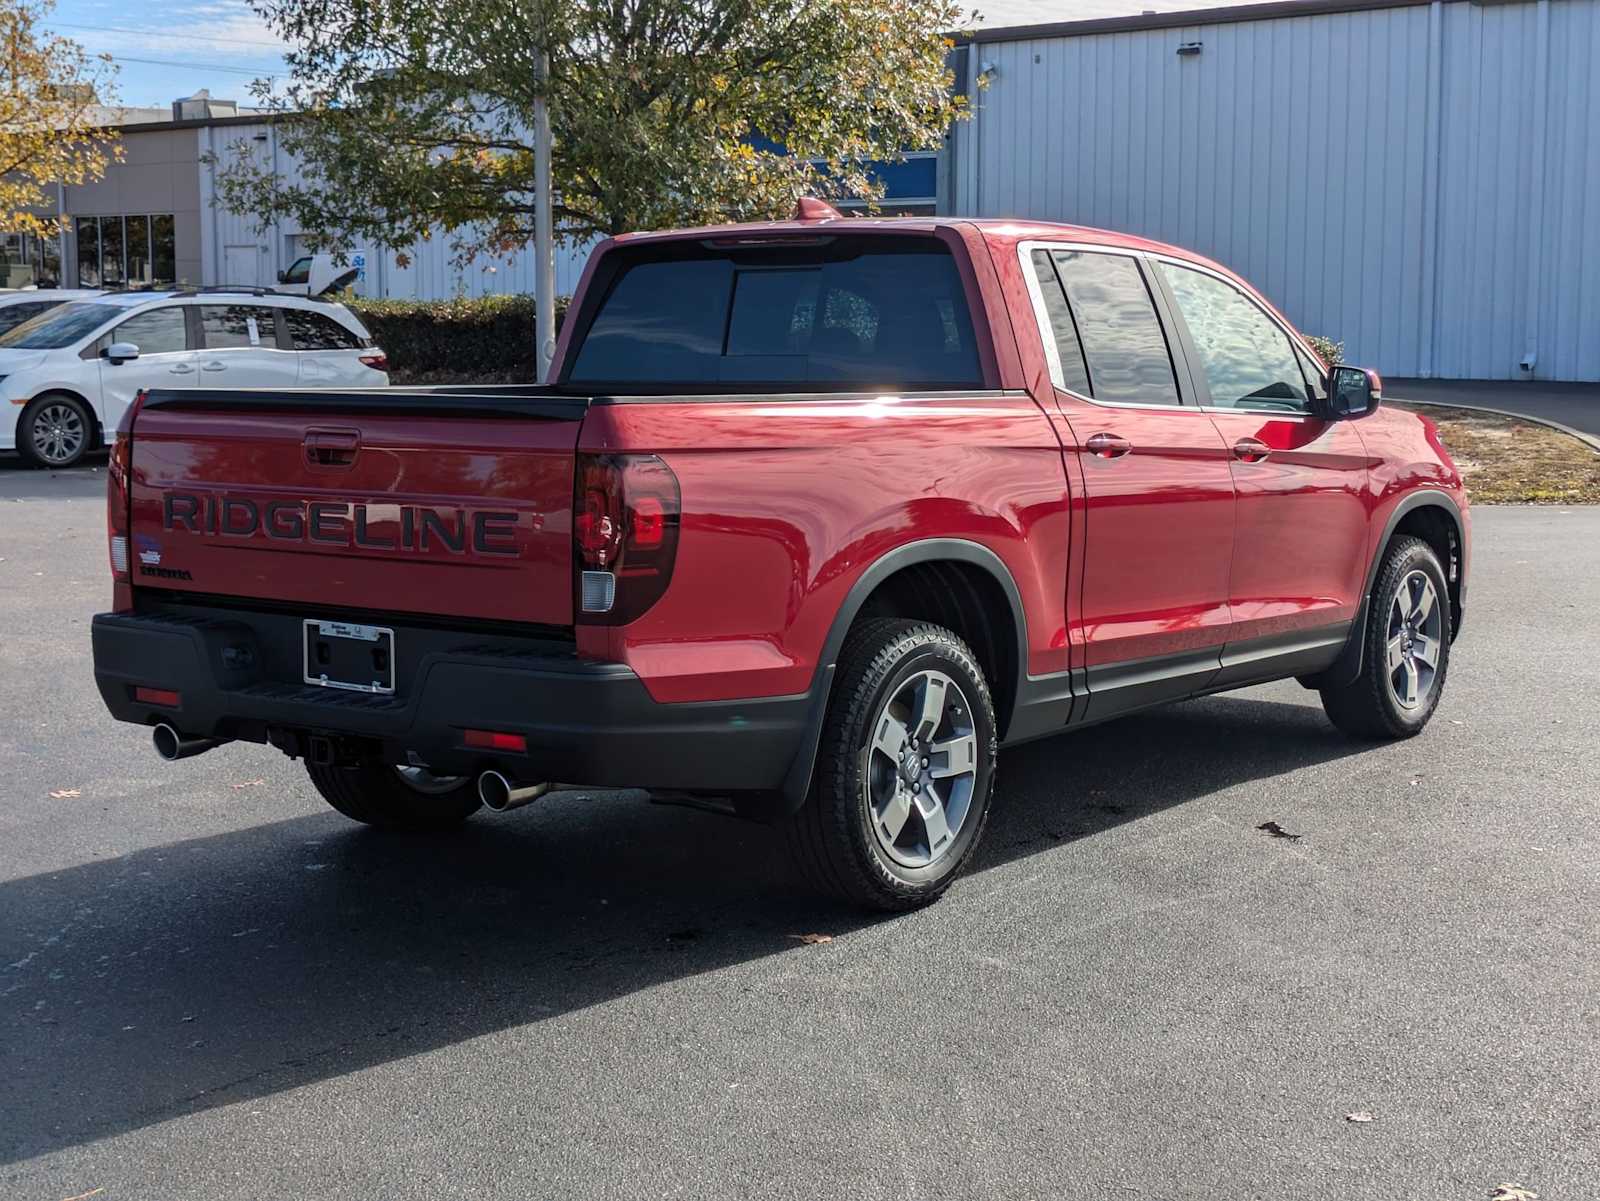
[
  {"left": 1, "top": 230, "right": 64, "bottom": 287},
  {"left": 100, "top": 216, "right": 125, "bottom": 287},
  {"left": 76, "top": 217, "right": 100, "bottom": 287},
  {"left": 75, "top": 214, "right": 176, "bottom": 289},
  {"left": 152, "top": 215, "right": 175, "bottom": 284},
  {"left": 125, "top": 215, "right": 150, "bottom": 285}
]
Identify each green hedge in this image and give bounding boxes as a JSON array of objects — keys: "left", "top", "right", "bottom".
[{"left": 348, "top": 293, "right": 570, "bottom": 381}]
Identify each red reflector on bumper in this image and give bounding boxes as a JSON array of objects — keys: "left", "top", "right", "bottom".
[
  {"left": 464, "top": 729, "right": 527, "bottom": 753},
  {"left": 134, "top": 687, "right": 181, "bottom": 707}
]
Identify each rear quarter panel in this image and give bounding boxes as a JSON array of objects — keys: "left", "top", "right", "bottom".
[{"left": 578, "top": 395, "right": 1071, "bottom": 703}]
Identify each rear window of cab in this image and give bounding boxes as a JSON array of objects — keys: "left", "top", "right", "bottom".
[{"left": 565, "top": 236, "right": 983, "bottom": 392}]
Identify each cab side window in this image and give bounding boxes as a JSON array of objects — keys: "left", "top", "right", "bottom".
[
  {"left": 1160, "top": 263, "right": 1310, "bottom": 412},
  {"left": 1043, "top": 250, "right": 1181, "bottom": 406},
  {"left": 282, "top": 257, "right": 312, "bottom": 286},
  {"left": 108, "top": 307, "right": 188, "bottom": 355}
]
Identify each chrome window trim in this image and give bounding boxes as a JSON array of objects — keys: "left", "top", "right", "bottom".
[
  {"left": 1015, "top": 239, "right": 1194, "bottom": 414},
  {"left": 1149, "top": 252, "right": 1322, "bottom": 419}
]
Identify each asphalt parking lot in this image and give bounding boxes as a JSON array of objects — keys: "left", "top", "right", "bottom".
[{"left": 2, "top": 459, "right": 1597, "bottom": 1201}]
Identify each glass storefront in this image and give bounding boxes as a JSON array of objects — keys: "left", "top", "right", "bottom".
[
  {"left": 73, "top": 214, "right": 176, "bottom": 288},
  {"left": 0, "top": 230, "right": 66, "bottom": 288}
]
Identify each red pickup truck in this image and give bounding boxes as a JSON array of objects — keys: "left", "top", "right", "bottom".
[{"left": 92, "top": 208, "right": 1468, "bottom": 910}]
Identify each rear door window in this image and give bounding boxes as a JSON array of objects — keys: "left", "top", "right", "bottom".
[
  {"left": 567, "top": 238, "right": 983, "bottom": 390},
  {"left": 284, "top": 308, "right": 363, "bottom": 351},
  {"left": 199, "top": 304, "right": 276, "bottom": 349},
  {"left": 1047, "top": 251, "right": 1180, "bottom": 406},
  {"left": 1028, "top": 250, "right": 1092, "bottom": 396}
]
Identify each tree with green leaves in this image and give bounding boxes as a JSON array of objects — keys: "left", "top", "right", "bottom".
[{"left": 216, "top": 0, "right": 970, "bottom": 264}]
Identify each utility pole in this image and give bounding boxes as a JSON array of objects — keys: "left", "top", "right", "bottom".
[{"left": 533, "top": 47, "right": 555, "bottom": 383}]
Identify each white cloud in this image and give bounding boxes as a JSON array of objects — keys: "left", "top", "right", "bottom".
[{"left": 68, "top": 0, "right": 291, "bottom": 62}]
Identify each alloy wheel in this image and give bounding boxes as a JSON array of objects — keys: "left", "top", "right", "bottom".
[
  {"left": 1385, "top": 569, "right": 1443, "bottom": 710},
  {"left": 866, "top": 668, "right": 979, "bottom": 868},
  {"left": 30, "top": 402, "right": 86, "bottom": 466}
]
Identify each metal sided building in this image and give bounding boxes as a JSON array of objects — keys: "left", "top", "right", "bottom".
[{"left": 946, "top": 0, "right": 1600, "bottom": 381}]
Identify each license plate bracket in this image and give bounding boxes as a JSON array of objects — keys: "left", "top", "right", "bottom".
[{"left": 302, "top": 620, "right": 396, "bottom": 694}]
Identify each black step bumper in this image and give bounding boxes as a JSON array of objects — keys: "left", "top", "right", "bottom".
[{"left": 91, "top": 608, "right": 808, "bottom": 796}]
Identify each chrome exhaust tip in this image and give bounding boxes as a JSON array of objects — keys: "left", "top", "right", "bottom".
[
  {"left": 153, "top": 722, "right": 219, "bottom": 762},
  {"left": 477, "top": 771, "right": 551, "bottom": 813}
]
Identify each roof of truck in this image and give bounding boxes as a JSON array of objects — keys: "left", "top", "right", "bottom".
[{"left": 609, "top": 213, "right": 1215, "bottom": 268}]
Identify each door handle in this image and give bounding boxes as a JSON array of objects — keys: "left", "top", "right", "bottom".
[
  {"left": 1085, "top": 432, "right": 1132, "bottom": 459},
  {"left": 201, "top": 361, "right": 227, "bottom": 373},
  {"left": 168, "top": 363, "right": 194, "bottom": 375},
  {"left": 305, "top": 427, "right": 360, "bottom": 468},
  {"left": 1233, "top": 437, "right": 1271, "bottom": 463}
]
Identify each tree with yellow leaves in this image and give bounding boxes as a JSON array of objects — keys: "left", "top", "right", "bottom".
[{"left": 0, "top": 0, "right": 119, "bottom": 238}]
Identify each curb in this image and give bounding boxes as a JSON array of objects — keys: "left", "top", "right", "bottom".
[{"left": 1387, "top": 396, "right": 1600, "bottom": 454}]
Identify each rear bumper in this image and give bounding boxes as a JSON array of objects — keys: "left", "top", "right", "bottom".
[{"left": 91, "top": 609, "right": 808, "bottom": 795}]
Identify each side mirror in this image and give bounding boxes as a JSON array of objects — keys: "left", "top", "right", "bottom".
[
  {"left": 103, "top": 342, "right": 140, "bottom": 365},
  {"left": 1328, "top": 365, "right": 1381, "bottom": 419},
  {"left": 276, "top": 269, "right": 287, "bottom": 283}
]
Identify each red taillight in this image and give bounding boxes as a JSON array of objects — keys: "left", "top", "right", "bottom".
[
  {"left": 464, "top": 728, "right": 527, "bottom": 753},
  {"left": 134, "top": 687, "right": 181, "bottom": 707},
  {"left": 573, "top": 453, "right": 680, "bottom": 624},
  {"left": 359, "top": 351, "right": 388, "bottom": 372},
  {"left": 108, "top": 391, "right": 144, "bottom": 611}
]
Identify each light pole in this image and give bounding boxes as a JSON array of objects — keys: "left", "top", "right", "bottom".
[{"left": 533, "top": 47, "right": 555, "bottom": 383}]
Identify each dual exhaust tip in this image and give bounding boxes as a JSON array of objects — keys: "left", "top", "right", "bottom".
[
  {"left": 152, "top": 722, "right": 218, "bottom": 761},
  {"left": 153, "top": 725, "right": 550, "bottom": 815}
]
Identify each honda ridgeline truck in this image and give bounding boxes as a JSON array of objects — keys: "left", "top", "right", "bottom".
[{"left": 91, "top": 204, "right": 1469, "bottom": 910}]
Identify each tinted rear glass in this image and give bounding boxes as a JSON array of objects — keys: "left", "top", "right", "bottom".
[
  {"left": 567, "top": 238, "right": 983, "bottom": 390},
  {"left": 284, "top": 308, "right": 363, "bottom": 351}
]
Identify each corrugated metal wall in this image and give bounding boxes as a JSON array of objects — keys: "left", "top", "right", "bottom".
[
  {"left": 200, "top": 122, "right": 590, "bottom": 301},
  {"left": 952, "top": 0, "right": 1600, "bottom": 381},
  {"left": 381, "top": 232, "right": 592, "bottom": 301}
]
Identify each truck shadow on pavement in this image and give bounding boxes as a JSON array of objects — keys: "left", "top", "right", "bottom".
[{"left": 1, "top": 694, "right": 1365, "bottom": 1165}]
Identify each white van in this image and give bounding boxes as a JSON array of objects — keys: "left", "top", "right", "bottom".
[
  {"left": 1, "top": 287, "right": 388, "bottom": 467},
  {"left": 275, "top": 254, "right": 361, "bottom": 297}
]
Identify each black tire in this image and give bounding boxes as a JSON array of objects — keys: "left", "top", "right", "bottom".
[
  {"left": 17, "top": 393, "right": 94, "bottom": 469},
  {"left": 1320, "top": 535, "right": 1452, "bottom": 740},
  {"left": 305, "top": 760, "right": 481, "bottom": 832},
  {"left": 785, "top": 618, "right": 998, "bottom": 912}
]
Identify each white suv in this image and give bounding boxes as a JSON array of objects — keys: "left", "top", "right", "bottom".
[{"left": 0, "top": 288, "right": 389, "bottom": 467}]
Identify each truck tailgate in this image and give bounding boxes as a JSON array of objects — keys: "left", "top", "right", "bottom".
[{"left": 127, "top": 391, "right": 585, "bottom": 627}]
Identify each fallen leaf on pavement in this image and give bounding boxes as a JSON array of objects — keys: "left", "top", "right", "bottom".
[
  {"left": 229, "top": 779, "right": 266, "bottom": 790},
  {"left": 49, "top": 789, "right": 81, "bottom": 799},
  {"left": 1344, "top": 1111, "right": 1375, "bottom": 1123},
  {"left": 1489, "top": 1186, "right": 1538, "bottom": 1201},
  {"left": 1256, "top": 821, "right": 1301, "bottom": 841},
  {"left": 789, "top": 933, "right": 834, "bottom": 945}
]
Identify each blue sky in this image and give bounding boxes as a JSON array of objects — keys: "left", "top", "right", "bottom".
[
  {"left": 43, "top": 0, "right": 291, "bottom": 108},
  {"left": 43, "top": 0, "right": 1246, "bottom": 110}
]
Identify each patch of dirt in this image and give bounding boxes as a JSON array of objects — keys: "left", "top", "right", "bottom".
[{"left": 1390, "top": 403, "right": 1600, "bottom": 504}]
